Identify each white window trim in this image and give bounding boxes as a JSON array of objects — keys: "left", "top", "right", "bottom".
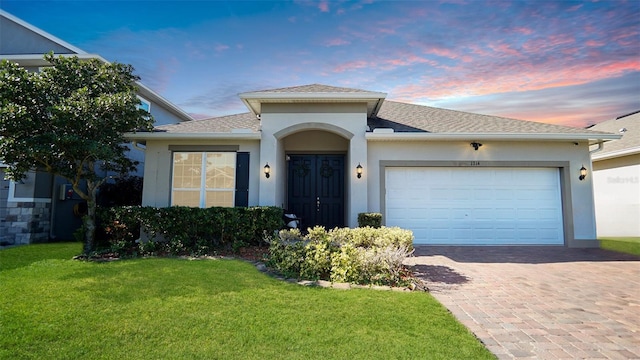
[
  {"left": 171, "top": 152, "right": 236, "bottom": 208},
  {"left": 137, "top": 95, "right": 151, "bottom": 113}
]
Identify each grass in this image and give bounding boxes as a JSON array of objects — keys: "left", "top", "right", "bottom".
[
  {"left": 599, "top": 237, "right": 640, "bottom": 256},
  {"left": 0, "top": 243, "right": 493, "bottom": 360}
]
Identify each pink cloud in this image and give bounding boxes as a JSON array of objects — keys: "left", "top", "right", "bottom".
[
  {"left": 428, "top": 47, "right": 462, "bottom": 59},
  {"left": 567, "top": 4, "right": 583, "bottom": 12},
  {"left": 318, "top": 1, "right": 329, "bottom": 12},
  {"left": 190, "top": 112, "right": 213, "bottom": 120},
  {"left": 488, "top": 43, "right": 521, "bottom": 57},
  {"left": 585, "top": 40, "right": 604, "bottom": 47},
  {"left": 522, "top": 34, "right": 575, "bottom": 53},
  {"left": 512, "top": 27, "right": 533, "bottom": 35},
  {"left": 333, "top": 60, "right": 370, "bottom": 73},
  {"left": 382, "top": 54, "right": 438, "bottom": 68},
  {"left": 410, "top": 41, "right": 466, "bottom": 60},
  {"left": 612, "top": 29, "right": 640, "bottom": 47},
  {"left": 389, "top": 59, "right": 640, "bottom": 102},
  {"left": 500, "top": 102, "right": 626, "bottom": 128}
]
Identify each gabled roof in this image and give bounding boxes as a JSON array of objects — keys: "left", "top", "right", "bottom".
[
  {"left": 130, "top": 88, "right": 620, "bottom": 144},
  {"left": 251, "top": 84, "right": 379, "bottom": 94},
  {"left": 239, "top": 84, "right": 387, "bottom": 118},
  {"left": 589, "top": 110, "right": 640, "bottom": 160},
  {"left": 0, "top": 10, "right": 193, "bottom": 123},
  {"left": 128, "top": 112, "right": 260, "bottom": 141},
  {"left": 370, "top": 100, "right": 613, "bottom": 135}
]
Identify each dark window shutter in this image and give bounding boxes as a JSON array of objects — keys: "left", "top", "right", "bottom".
[{"left": 235, "top": 152, "right": 250, "bottom": 207}]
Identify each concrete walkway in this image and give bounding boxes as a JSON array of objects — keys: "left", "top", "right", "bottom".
[{"left": 406, "top": 246, "right": 640, "bottom": 360}]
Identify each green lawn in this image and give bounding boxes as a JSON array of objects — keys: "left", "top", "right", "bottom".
[
  {"left": 0, "top": 243, "right": 493, "bottom": 360},
  {"left": 599, "top": 237, "right": 640, "bottom": 256}
]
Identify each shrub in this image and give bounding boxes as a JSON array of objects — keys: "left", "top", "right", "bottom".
[
  {"left": 99, "top": 206, "right": 284, "bottom": 256},
  {"left": 265, "top": 230, "right": 306, "bottom": 278},
  {"left": 357, "top": 213, "right": 382, "bottom": 228},
  {"left": 97, "top": 176, "right": 143, "bottom": 207},
  {"left": 267, "top": 226, "right": 414, "bottom": 286}
]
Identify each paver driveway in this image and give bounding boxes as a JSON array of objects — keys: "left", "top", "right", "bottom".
[{"left": 406, "top": 246, "right": 640, "bottom": 360}]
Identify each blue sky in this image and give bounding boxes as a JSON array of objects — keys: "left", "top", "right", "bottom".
[{"left": 2, "top": 0, "right": 639, "bottom": 127}]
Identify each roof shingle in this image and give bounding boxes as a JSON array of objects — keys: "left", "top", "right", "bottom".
[
  {"left": 588, "top": 111, "right": 640, "bottom": 156},
  {"left": 155, "top": 112, "right": 259, "bottom": 133},
  {"left": 245, "top": 84, "right": 377, "bottom": 94},
  {"left": 370, "top": 100, "right": 612, "bottom": 135}
]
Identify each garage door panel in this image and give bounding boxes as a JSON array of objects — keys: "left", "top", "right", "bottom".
[
  {"left": 386, "top": 167, "right": 564, "bottom": 245},
  {"left": 474, "top": 189, "right": 494, "bottom": 200},
  {"left": 431, "top": 188, "right": 450, "bottom": 200}
]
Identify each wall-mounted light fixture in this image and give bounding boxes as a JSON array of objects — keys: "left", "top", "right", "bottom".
[
  {"left": 470, "top": 142, "right": 483, "bottom": 151},
  {"left": 579, "top": 165, "right": 587, "bottom": 181},
  {"left": 264, "top": 163, "right": 271, "bottom": 178},
  {"left": 356, "top": 163, "right": 363, "bottom": 179}
]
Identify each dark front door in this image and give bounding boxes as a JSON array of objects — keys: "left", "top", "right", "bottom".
[{"left": 288, "top": 154, "right": 345, "bottom": 230}]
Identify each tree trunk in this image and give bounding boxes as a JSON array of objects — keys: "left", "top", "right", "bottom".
[{"left": 81, "top": 180, "right": 99, "bottom": 254}]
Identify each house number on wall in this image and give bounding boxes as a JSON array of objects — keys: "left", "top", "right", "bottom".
[{"left": 470, "top": 161, "right": 480, "bottom": 166}]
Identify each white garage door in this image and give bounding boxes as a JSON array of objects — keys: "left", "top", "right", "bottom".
[{"left": 385, "top": 167, "right": 564, "bottom": 245}]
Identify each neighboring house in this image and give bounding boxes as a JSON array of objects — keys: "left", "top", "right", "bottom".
[
  {"left": 588, "top": 111, "right": 640, "bottom": 237},
  {"left": 0, "top": 10, "right": 192, "bottom": 245},
  {"left": 128, "top": 84, "right": 620, "bottom": 247}
]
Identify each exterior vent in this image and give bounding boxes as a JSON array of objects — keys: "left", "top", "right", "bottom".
[{"left": 373, "top": 128, "right": 394, "bottom": 134}]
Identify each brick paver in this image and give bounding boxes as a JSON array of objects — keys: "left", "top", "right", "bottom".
[{"left": 406, "top": 246, "right": 640, "bottom": 360}]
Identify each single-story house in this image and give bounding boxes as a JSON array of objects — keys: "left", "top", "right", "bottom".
[
  {"left": 128, "top": 84, "right": 620, "bottom": 247},
  {"left": 0, "top": 10, "right": 191, "bottom": 245},
  {"left": 588, "top": 111, "right": 640, "bottom": 237}
]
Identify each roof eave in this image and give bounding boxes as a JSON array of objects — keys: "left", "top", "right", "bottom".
[
  {"left": 124, "top": 132, "right": 261, "bottom": 141},
  {"left": 591, "top": 146, "right": 640, "bottom": 161},
  {"left": 239, "top": 91, "right": 387, "bottom": 100},
  {"left": 365, "top": 132, "right": 623, "bottom": 142},
  {"left": 239, "top": 91, "right": 387, "bottom": 118},
  {"left": 135, "top": 84, "right": 194, "bottom": 123}
]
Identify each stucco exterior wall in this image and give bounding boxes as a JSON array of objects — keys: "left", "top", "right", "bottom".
[
  {"left": 366, "top": 140, "right": 598, "bottom": 247},
  {"left": 283, "top": 130, "right": 349, "bottom": 152},
  {"left": 141, "top": 139, "right": 261, "bottom": 208},
  {"left": 592, "top": 154, "right": 640, "bottom": 237},
  {"left": 259, "top": 103, "right": 368, "bottom": 226}
]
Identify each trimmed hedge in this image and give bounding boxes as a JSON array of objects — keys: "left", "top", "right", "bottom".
[
  {"left": 266, "top": 226, "right": 414, "bottom": 286},
  {"left": 358, "top": 212, "right": 382, "bottom": 228},
  {"left": 98, "top": 206, "right": 283, "bottom": 256}
]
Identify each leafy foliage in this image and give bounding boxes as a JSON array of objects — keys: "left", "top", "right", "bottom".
[
  {"left": 98, "top": 206, "right": 284, "bottom": 256},
  {"left": 266, "top": 226, "right": 414, "bottom": 286},
  {"left": 0, "top": 53, "right": 154, "bottom": 253},
  {"left": 97, "top": 175, "right": 143, "bottom": 206},
  {"left": 357, "top": 212, "right": 382, "bottom": 228}
]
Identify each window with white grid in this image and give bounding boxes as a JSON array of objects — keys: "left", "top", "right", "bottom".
[{"left": 171, "top": 152, "right": 235, "bottom": 207}]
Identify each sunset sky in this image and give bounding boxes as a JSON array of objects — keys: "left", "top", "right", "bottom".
[{"left": 2, "top": 0, "right": 639, "bottom": 128}]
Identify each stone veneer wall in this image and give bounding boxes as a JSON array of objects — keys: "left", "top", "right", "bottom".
[{"left": 2, "top": 202, "right": 51, "bottom": 245}]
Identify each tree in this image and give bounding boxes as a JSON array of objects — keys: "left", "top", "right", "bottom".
[{"left": 0, "top": 53, "right": 154, "bottom": 254}]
